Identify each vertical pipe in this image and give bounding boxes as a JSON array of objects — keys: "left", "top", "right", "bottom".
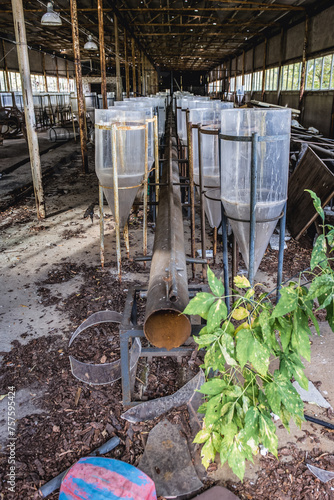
[
  {"left": 43, "top": 53, "right": 48, "bottom": 92},
  {"left": 131, "top": 38, "right": 136, "bottom": 95},
  {"left": 249, "top": 133, "right": 258, "bottom": 286},
  {"left": 1, "top": 40, "right": 10, "bottom": 91},
  {"left": 213, "top": 226, "right": 217, "bottom": 263},
  {"left": 276, "top": 203, "right": 287, "bottom": 303},
  {"left": 187, "top": 119, "right": 196, "bottom": 279},
  {"left": 137, "top": 52, "right": 142, "bottom": 95},
  {"left": 277, "top": 28, "right": 284, "bottom": 105},
  {"left": 242, "top": 50, "right": 245, "bottom": 87},
  {"left": 299, "top": 16, "right": 309, "bottom": 110},
  {"left": 11, "top": 0, "right": 46, "bottom": 219},
  {"left": 55, "top": 56, "right": 60, "bottom": 92},
  {"left": 124, "top": 222, "right": 130, "bottom": 259},
  {"left": 153, "top": 115, "right": 159, "bottom": 212},
  {"left": 70, "top": 0, "right": 88, "bottom": 173},
  {"left": 98, "top": 0, "right": 107, "bottom": 109},
  {"left": 141, "top": 52, "right": 145, "bottom": 96},
  {"left": 219, "top": 133, "right": 229, "bottom": 310},
  {"left": 112, "top": 124, "right": 121, "bottom": 280},
  {"left": 66, "top": 59, "right": 70, "bottom": 91},
  {"left": 124, "top": 30, "right": 130, "bottom": 98},
  {"left": 114, "top": 14, "right": 121, "bottom": 101},
  {"left": 198, "top": 127, "right": 206, "bottom": 279},
  {"left": 99, "top": 184, "right": 105, "bottom": 268},
  {"left": 261, "top": 38, "right": 267, "bottom": 101},
  {"left": 143, "top": 122, "right": 149, "bottom": 263},
  {"left": 232, "top": 233, "right": 238, "bottom": 295}
]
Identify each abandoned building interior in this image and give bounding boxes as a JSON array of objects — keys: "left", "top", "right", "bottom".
[{"left": 1, "top": 0, "right": 334, "bottom": 499}]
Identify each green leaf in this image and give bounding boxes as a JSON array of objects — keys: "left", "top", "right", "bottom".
[
  {"left": 280, "top": 352, "right": 308, "bottom": 391},
  {"left": 236, "top": 328, "right": 270, "bottom": 376},
  {"left": 272, "top": 287, "right": 299, "bottom": 318},
  {"left": 207, "top": 299, "right": 228, "bottom": 333},
  {"left": 234, "top": 275, "right": 251, "bottom": 289},
  {"left": 279, "top": 403, "right": 291, "bottom": 431},
  {"left": 307, "top": 274, "right": 334, "bottom": 300},
  {"left": 305, "top": 189, "right": 324, "bottom": 221},
  {"left": 219, "top": 332, "right": 237, "bottom": 366},
  {"left": 201, "top": 437, "right": 216, "bottom": 468},
  {"left": 205, "top": 394, "right": 223, "bottom": 427},
  {"left": 244, "top": 406, "right": 260, "bottom": 440},
  {"left": 194, "top": 334, "right": 218, "bottom": 346},
  {"left": 232, "top": 307, "right": 249, "bottom": 321},
  {"left": 220, "top": 422, "right": 238, "bottom": 445},
  {"left": 204, "top": 344, "right": 225, "bottom": 372},
  {"left": 219, "top": 439, "right": 232, "bottom": 466},
  {"left": 291, "top": 310, "right": 311, "bottom": 361},
  {"left": 227, "top": 441, "right": 246, "bottom": 481},
  {"left": 266, "top": 371, "right": 304, "bottom": 417},
  {"left": 199, "top": 378, "right": 226, "bottom": 395},
  {"left": 326, "top": 228, "right": 334, "bottom": 247},
  {"left": 259, "top": 309, "right": 279, "bottom": 351},
  {"left": 258, "top": 412, "right": 278, "bottom": 457},
  {"left": 265, "top": 381, "right": 281, "bottom": 416},
  {"left": 183, "top": 292, "right": 216, "bottom": 319},
  {"left": 207, "top": 266, "right": 225, "bottom": 297},
  {"left": 212, "top": 431, "right": 222, "bottom": 451},
  {"left": 311, "top": 234, "right": 327, "bottom": 270},
  {"left": 193, "top": 429, "right": 211, "bottom": 444}
]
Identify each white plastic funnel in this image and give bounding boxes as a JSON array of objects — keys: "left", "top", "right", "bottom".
[
  {"left": 95, "top": 108, "right": 147, "bottom": 229},
  {"left": 220, "top": 108, "right": 291, "bottom": 275}
]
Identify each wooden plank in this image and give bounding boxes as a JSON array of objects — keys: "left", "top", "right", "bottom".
[{"left": 287, "top": 147, "right": 334, "bottom": 239}]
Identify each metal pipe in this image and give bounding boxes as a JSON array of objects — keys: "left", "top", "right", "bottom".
[
  {"left": 1, "top": 39, "right": 10, "bottom": 91},
  {"left": 99, "top": 185, "right": 105, "bottom": 268},
  {"left": 276, "top": 202, "right": 287, "bottom": 303},
  {"left": 124, "top": 221, "right": 130, "bottom": 259},
  {"left": 213, "top": 226, "right": 217, "bottom": 263},
  {"left": 112, "top": 124, "right": 121, "bottom": 280},
  {"left": 131, "top": 38, "right": 136, "bottom": 95},
  {"left": 98, "top": 0, "right": 107, "bottom": 109},
  {"left": 114, "top": 14, "right": 122, "bottom": 101},
  {"left": 153, "top": 115, "right": 159, "bottom": 215},
  {"left": 219, "top": 131, "right": 230, "bottom": 312},
  {"left": 143, "top": 122, "right": 149, "bottom": 264},
  {"left": 187, "top": 119, "right": 196, "bottom": 279},
  {"left": 249, "top": 132, "right": 258, "bottom": 286},
  {"left": 144, "top": 113, "right": 191, "bottom": 350},
  {"left": 198, "top": 127, "right": 207, "bottom": 279},
  {"left": 11, "top": 0, "right": 46, "bottom": 219},
  {"left": 299, "top": 15, "right": 309, "bottom": 109},
  {"left": 70, "top": 0, "right": 88, "bottom": 173},
  {"left": 124, "top": 29, "right": 130, "bottom": 98}
]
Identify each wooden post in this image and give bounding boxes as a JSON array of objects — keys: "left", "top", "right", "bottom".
[
  {"left": 114, "top": 13, "right": 122, "bottom": 101},
  {"left": 124, "top": 29, "right": 130, "bottom": 98},
  {"left": 138, "top": 51, "right": 142, "bottom": 95},
  {"left": 42, "top": 53, "right": 48, "bottom": 92},
  {"left": 11, "top": 0, "right": 46, "bottom": 219},
  {"left": 299, "top": 16, "right": 309, "bottom": 111},
  {"left": 55, "top": 56, "right": 60, "bottom": 92},
  {"left": 131, "top": 38, "right": 136, "bottom": 95},
  {"left": 141, "top": 51, "right": 145, "bottom": 95},
  {"left": 1, "top": 40, "right": 10, "bottom": 91},
  {"left": 70, "top": 0, "right": 88, "bottom": 173},
  {"left": 98, "top": 0, "right": 107, "bottom": 109},
  {"left": 277, "top": 28, "right": 285, "bottom": 105},
  {"left": 261, "top": 38, "right": 267, "bottom": 101},
  {"left": 66, "top": 59, "right": 70, "bottom": 91}
]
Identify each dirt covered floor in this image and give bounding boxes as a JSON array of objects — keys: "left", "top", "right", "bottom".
[{"left": 1, "top": 139, "right": 334, "bottom": 499}]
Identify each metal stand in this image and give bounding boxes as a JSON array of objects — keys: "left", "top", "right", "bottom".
[
  {"left": 219, "top": 131, "right": 288, "bottom": 302},
  {"left": 120, "top": 285, "right": 206, "bottom": 407}
]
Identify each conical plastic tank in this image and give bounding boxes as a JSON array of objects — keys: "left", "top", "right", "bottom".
[
  {"left": 199, "top": 124, "right": 221, "bottom": 228},
  {"left": 220, "top": 108, "right": 291, "bottom": 275},
  {"left": 95, "top": 109, "right": 147, "bottom": 229}
]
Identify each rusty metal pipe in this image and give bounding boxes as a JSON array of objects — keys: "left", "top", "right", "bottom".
[{"left": 144, "top": 112, "right": 191, "bottom": 350}]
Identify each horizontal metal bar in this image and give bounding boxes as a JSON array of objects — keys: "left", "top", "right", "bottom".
[
  {"left": 219, "top": 133, "right": 290, "bottom": 142},
  {"left": 134, "top": 256, "right": 152, "bottom": 261},
  {"left": 186, "top": 258, "right": 208, "bottom": 264}
]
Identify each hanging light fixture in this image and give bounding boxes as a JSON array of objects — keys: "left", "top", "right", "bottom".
[
  {"left": 41, "top": 2, "right": 62, "bottom": 26},
  {"left": 84, "top": 35, "right": 98, "bottom": 51}
]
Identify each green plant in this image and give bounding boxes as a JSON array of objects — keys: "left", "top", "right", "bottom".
[{"left": 183, "top": 190, "right": 334, "bottom": 480}]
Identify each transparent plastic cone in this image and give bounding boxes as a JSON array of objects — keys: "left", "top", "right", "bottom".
[
  {"left": 220, "top": 108, "right": 291, "bottom": 275},
  {"left": 199, "top": 124, "right": 221, "bottom": 229},
  {"left": 95, "top": 109, "right": 146, "bottom": 229}
]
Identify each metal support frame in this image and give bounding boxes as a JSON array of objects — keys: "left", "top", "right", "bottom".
[
  {"left": 120, "top": 286, "right": 206, "bottom": 407},
  {"left": 219, "top": 131, "right": 288, "bottom": 296},
  {"left": 98, "top": 0, "right": 107, "bottom": 109}
]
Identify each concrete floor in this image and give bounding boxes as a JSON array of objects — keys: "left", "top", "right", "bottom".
[{"left": 1, "top": 132, "right": 334, "bottom": 489}]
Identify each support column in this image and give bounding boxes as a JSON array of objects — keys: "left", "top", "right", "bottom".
[
  {"left": 261, "top": 38, "right": 267, "bottom": 101},
  {"left": 131, "top": 38, "right": 136, "bottom": 95},
  {"left": 11, "top": 0, "right": 45, "bottom": 219},
  {"left": 70, "top": 0, "right": 88, "bottom": 172},
  {"left": 66, "top": 59, "right": 70, "bottom": 91},
  {"left": 98, "top": 0, "right": 107, "bottom": 109},
  {"left": 299, "top": 16, "right": 309, "bottom": 111},
  {"left": 55, "top": 56, "right": 60, "bottom": 92},
  {"left": 124, "top": 29, "right": 130, "bottom": 98},
  {"left": 42, "top": 53, "right": 48, "bottom": 92},
  {"left": 1, "top": 40, "right": 10, "bottom": 91},
  {"left": 242, "top": 50, "right": 245, "bottom": 87},
  {"left": 141, "top": 51, "right": 145, "bottom": 95},
  {"left": 138, "top": 51, "right": 142, "bottom": 95},
  {"left": 114, "top": 13, "right": 122, "bottom": 101},
  {"left": 277, "top": 28, "right": 285, "bottom": 105}
]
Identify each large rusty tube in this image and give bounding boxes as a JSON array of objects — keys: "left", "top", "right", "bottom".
[{"left": 144, "top": 112, "right": 191, "bottom": 350}]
